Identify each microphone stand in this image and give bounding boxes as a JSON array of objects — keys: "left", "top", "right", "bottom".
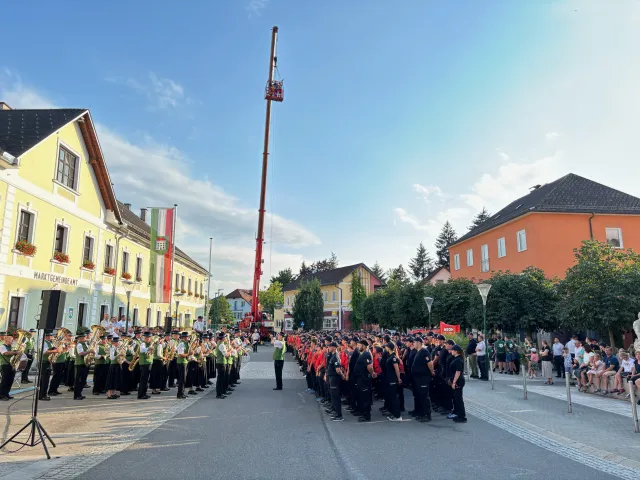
[{"left": 0, "top": 329, "right": 56, "bottom": 459}]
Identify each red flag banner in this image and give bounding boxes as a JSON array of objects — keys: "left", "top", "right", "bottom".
[{"left": 439, "top": 322, "right": 460, "bottom": 334}]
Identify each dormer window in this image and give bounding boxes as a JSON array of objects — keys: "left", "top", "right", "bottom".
[{"left": 56, "top": 146, "right": 79, "bottom": 190}]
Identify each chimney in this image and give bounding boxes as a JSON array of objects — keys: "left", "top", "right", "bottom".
[
  {"left": 124, "top": 203, "right": 131, "bottom": 210},
  {"left": 0, "top": 102, "right": 12, "bottom": 111},
  {"left": 140, "top": 208, "right": 147, "bottom": 222}
]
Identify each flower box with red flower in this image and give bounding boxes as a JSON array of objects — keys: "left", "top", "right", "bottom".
[
  {"left": 104, "top": 267, "right": 116, "bottom": 276},
  {"left": 15, "top": 240, "right": 37, "bottom": 256},
  {"left": 136, "top": 276, "right": 142, "bottom": 283},
  {"left": 82, "top": 260, "right": 95, "bottom": 270},
  {"left": 188, "top": 291, "right": 193, "bottom": 296},
  {"left": 53, "top": 251, "right": 70, "bottom": 264},
  {"left": 121, "top": 272, "right": 132, "bottom": 281},
  {"left": 181, "top": 289, "right": 186, "bottom": 294}
]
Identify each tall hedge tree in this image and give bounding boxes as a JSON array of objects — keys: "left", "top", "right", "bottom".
[
  {"left": 350, "top": 271, "right": 367, "bottom": 329},
  {"left": 408, "top": 242, "right": 434, "bottom": 281},
  {"left": 291, "top": 279, "right": 324, "bottom": 331},
  {"left": 434, "top": 221, "right": 458, "bottom": 269},
  {"left": 556, "top": 241, "right": 640, "bottom": 347}
]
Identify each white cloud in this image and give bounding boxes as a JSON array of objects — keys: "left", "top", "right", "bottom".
[
  {"left": 412, "top": 184, "right": 443, "bottom": 202},
  {"left": 497, "top": 148, "right": 510, "bottom": 161},
  {"left": 107, "top": 72, "right": 186, "bottom": 110},
  {"left": 545, "top": 131, "right": 560, "bottom": 140},
  {"left": 246, "top": 0, "right": 268, "bottom": 17},
  {"left": 0, "top": 75, "right": 319, "bottom": 292}
]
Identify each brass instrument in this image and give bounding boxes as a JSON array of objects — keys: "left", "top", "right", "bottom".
[
  {"left": 128, "top": 339, "right": 141, "bottom": 371},
  {"left": 163, "top": 338, "right": 177, "bottom": 365},
  {"left": 116, "top": 337, "right": 132, "bottom": 365},
  {"left": 146, "top": 335, "right": 161, "bottom": 362},
  {"left": 9, "top": 329, "right": 32, "bottom": 370},
  {"left": 187, "top": 332, "right": 200, "bottom": 362},
  {"left": 84, "top": 325, "right": 106, "bottom": 365},
  {"left": 49, "top": 327, "right": 71, "bottom": 364}
]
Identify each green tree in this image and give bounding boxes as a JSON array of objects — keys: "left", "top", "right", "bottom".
[
  {"left": 208, "top": 295, "right": 234, "bottom": 326},
  {"left": 408, "top": 242, "right": 434, "bottom": 281},
  {"left": 259, "top": 281, "right": 284, "bottom": 316},
  {"left": 556, "top": 241, "right": 640, "bottom": 347},
  {"left": 434, "top": 221, "right": 457, "bottom": 269},
  {"left": 350, "top": 271, "right": 367, "bottom": 329},
  {"left": 370, "top": 261, "right": 387, "bottom": 283},
  {"left": 291, "top": 279, "right": 324, "bottom": 331},
  {"left": 299, "top": 261, "right": 312, "bottom": 277},
  {"left": 387, "top": 264, "right": 410, "bottom": 287},
  {"left": 310, "top": 252, "right": 340, "bottom": 273},
  {"left": 468, "top": 207, "right": 491, "bottom": 232},
  {"left": 270, "top": 268, "right": 294, "bottom": 287}
]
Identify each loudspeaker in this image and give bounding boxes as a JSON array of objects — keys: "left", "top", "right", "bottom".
[
  {"left": 38, "top": 290, "right": 67, "bottom": 330},
  {"left": 164, "top": 317, "right": 173, "bottom": 334}
]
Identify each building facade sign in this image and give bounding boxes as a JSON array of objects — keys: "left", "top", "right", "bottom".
[{"left": 33, "top": 271, "right": 79, "bottom": 287}]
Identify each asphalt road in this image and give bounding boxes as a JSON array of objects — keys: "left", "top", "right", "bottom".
[{"left": 79, "top": 348, "right": 618, "bottom": 480}]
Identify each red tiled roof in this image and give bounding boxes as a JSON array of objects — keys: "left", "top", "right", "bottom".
[{"left": 226, "top": 289, "right": 253, "bottom": 305}]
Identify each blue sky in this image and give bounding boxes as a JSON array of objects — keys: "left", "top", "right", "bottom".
[{"left": 2, "top": 0, "right": 639, "bottom": 292}]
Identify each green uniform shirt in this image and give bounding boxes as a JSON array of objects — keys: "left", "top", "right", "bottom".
[
  {"left": 177, "top": 341, "right": 189, "bottom": 365},
  {"left": 55, "top": 350, "right": 67, "bottom": 364},
  {"left": 95, "top": 345, "right": 106, "bottom": 365},
  {"left": 273, "top": 340, "right": 286, "bottom": 361},
  {"left": 215, "top": 343, "right": 225, "bottom": 365},
  {"left": 139, "top": 342, "right": 151, "bottom": 366},
  {"left": 224, "top": 342, "right": 232, "bottom": 365},
  {"left": 75, "top": 342, "right": 88, "bottom": 366},
  {"left": 495, "top": 340, "right": 506, "bottom": 354},
  {"left": 506, "top": 340, "right": 514, "bottom": 352},
  {"left": 0, "top": 343, "right": 11, "bottom": 366}
]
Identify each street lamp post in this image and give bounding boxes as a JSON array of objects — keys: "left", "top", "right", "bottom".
[
  {"left": 476, "top": 283, "right": 492, "bottom": 340},
  {"left": 123, "top": 282, "right": 134, "bottom": 334},
  {"left": 424, "top": 296, "right": 434, "bottom": 329}
]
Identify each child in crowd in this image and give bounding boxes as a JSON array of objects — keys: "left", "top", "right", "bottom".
[
  {"left": 527, "top": 348, "right": 539, "bottom": 378},
  {"left": 562, "top": 347, "right": 573, "bottom": 379},
  {"left": 584, "top": 353, "right": 604, "bottom": 392},
  {"left": 613, "top": 350, "right": 634, "bottom": 395}
]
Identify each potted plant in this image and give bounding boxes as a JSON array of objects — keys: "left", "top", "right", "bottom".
[
  {"left": 15, "top": 240, "right": 37, "bottom": 256},
  {"left": 82, "top": 259, "right": 95, "bottom": 270},
  {"left": 121, "top": 272, "right": 132, "bottom": 281},
  {"left": 136, "top": 276, "right": 142, "bottom": 283},
  {"left": 54, "top": 251, "right": 70, "bottom": 264},
  {"left": 188, "top": 291, "right": 193, "bottom": 296},
  {"left": 104, "top": 266, "right": 116, "bottom": 276},
  {"left": 181, "top": 289, "right": 186, "bottom": 294},
  {"left": 175, "top": 287, "right": 181, "bottom": 292}
]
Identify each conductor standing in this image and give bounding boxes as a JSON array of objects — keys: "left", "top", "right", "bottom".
[{"left": 271, "top": 332, "right": 286, "bottom": 390}]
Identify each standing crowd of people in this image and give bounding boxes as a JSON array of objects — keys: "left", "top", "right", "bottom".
[{"left": 287, "top": 331, "right": 467, "bottom": 423}]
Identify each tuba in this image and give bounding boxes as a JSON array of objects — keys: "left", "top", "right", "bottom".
[
  {"left": 84, "top": 325, "right": 106, "bottom": 365},
  {"left": 49, "top": 327, "right": 71, "bottom": 364},
  {"left": 9, "top": 329, "right": 32, "bottom": 370},
  {"left": 163, "top": 338, "right": 177, "bottom": 365}
]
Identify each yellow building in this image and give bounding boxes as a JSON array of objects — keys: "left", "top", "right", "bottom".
[
  {"left": 282, "top": 263, "right": 383, "bottom": 330},
  {"left": 0, "top": 104, "right": 208, "bottom": 331}
]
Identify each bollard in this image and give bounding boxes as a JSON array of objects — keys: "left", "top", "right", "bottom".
[
  {"left": 490, "top": 360, "right": 495, "bottom": 390},
  {"left": 630, "top": 383, "right": 639, "bottom": 433},
  {"left": 565, "top": 370, "right": 572, "bottom": 414},
  {"left": 522, "top": 365, "right": 528, "bottom": 400}
]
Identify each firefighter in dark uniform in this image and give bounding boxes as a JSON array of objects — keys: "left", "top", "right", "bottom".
[
  {"left": 325, "top": 342, "right": 345, "bottom": 422},
  {"left": 410, "top": 336, "right": 435, "bottom": 422},
  {"left": 353, "top": 339, "right": 375, "bottom": 422}
]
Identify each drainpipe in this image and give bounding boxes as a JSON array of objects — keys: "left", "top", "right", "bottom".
[
  {"left": 588, "top": 213, "right": 595, "bottom": 240},
  {"left": 336, "top": 283, "right": 343, "bottom": 330}
]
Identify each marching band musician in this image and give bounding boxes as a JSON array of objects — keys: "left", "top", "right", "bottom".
[
  {"left": 215, "top": 332, "right": 228, "bottom": 399},
  {"left": 197, "top": 336, "right": 209, "bottom": 390},
  {"left": 21, "top": 329, "right": 37, "bottom": 384},
  {"left": 120, "top": 334, "right": 133, "bottom": 396},
  {"left": 73, "top": 331, "right": 90, "bottom": 400},
  {"left": 0, "top": 332, "right": 20, "bottom": 401},
  {"left": 207, "top": 333, "right": 216, "bottom": 384},
  {"left": 131, "top": 329, "right": 143, "bottom": 390},
  {"left": 39, "top": 330, "right": 58, "bottom": 401},
  {"left": 65, "top": 336, "right": 76, "bottom": 391},
  {"left": 150, "top": 334, "right": 164, "bottom": 395},
  {"left": 48, "top": 331, "right": 70, "bottom": 396},
  {"left": 137, "top": 332, "right": 152, "bottom": 400},
  {"left": 175, "top": 331, "right": 189, "bottom": 399},
  {"left": 167, "top": 330, "right": 179, "bottom": 388},
  {"left": 161, "top": 332, "right": 172, "bottom": 391},
  {"left": 106, "top": 336, "right": 122, "bottom": 399},
  {"left": 224, "top": 334, "right": 234, "bottom": 395},
  {"left": 92, "top": 335, "right": 109, "bottom": 396}
]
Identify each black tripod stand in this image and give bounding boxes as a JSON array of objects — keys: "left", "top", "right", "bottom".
[{"left": 0, "top": 330, "right": 56, "bottom": 459}]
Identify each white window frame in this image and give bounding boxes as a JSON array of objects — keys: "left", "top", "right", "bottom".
[
  {"left": 54, "top": 141, "right": 82, "bottom": 194},
  {"left": 605, "top": 228, "right": 623, "bottom": 249},
  {"left": 517, "top": 229, "right": 527, "bottom": 252},
  {"left": 466, "top": 249, "right": 473, "bottom": 267},
  {"left": 453, "top": 254, "right": 460, "bottom": 271},
  {"left": 497, "top": 237, "right": 506, "bottom": 258},
  {"left": 286, "top": 296, "right": 290, "bottom": 306},
  {"left": 16, "top": 205, "right": 37, "bottom": 245},
  {"left": 104, "top": 243, "right": 114, "bottom": 269},
  {"left": 82, "top": 234, "right": 95, "bottom": 263},
  {"left": 481, "top": 244, "right": 489, "bottom": 273},
  {"left": 332, "top": 291, "right": 336, "bottom": 302},
  {"left": 146, "top": 307, "right": 152, "bottom": 326},
  {"left": 323, "top": 291, "right": 328, "bottom": 302},
  {"left": 156, "top": 310, "right": 162, "bottom": 327},
  {"left": 135, "top": 255, "right": 143, "bottom": 281},
  {"left": 121, "top": 250, "right": 130, "bottom": 274},
  {"left": 53, "top": 220, "right": 70, "bottom": 256},
  {"left": 323, "top": 317, "right": 338, "bottom": 330}
]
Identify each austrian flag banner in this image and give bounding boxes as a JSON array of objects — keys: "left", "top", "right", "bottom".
[{"left": 149, "top": 207, "right": 175, "bottom": 304}]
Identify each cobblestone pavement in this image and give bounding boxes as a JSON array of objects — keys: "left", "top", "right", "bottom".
[{"left": 0, "top": 354, "right": 252, "bottom": 479}]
